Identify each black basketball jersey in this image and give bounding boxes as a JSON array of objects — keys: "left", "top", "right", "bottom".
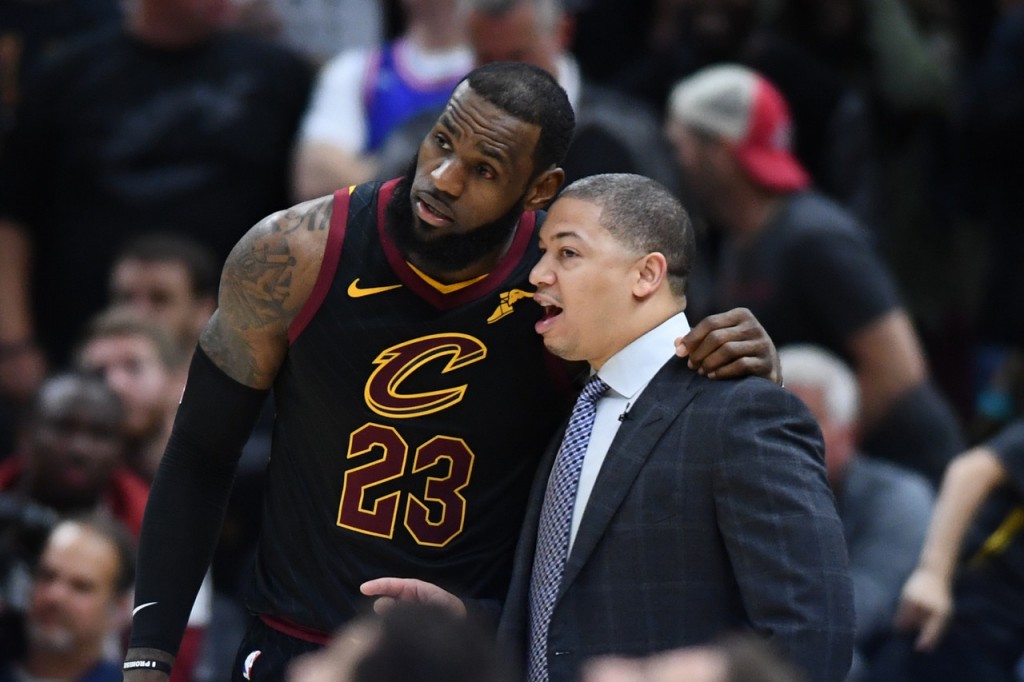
[{"left": 248, "top": 179, "right": 571, "bottom": 634}]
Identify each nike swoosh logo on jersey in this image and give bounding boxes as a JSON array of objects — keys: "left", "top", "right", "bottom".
[
  {"left": 132, "top": 601, "right": 158, "bottom": 617},
  {"left": 347, "top": 278, "right": 403, "bottom": 298}
]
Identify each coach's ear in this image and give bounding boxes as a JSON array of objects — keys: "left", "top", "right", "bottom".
[{"left": 524, "top": 167, "right": 565, "bottom": 211}]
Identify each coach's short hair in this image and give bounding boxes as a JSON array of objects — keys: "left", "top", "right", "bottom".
[{"left": 558, "top": 173, "right": 696, "bottom": 298}]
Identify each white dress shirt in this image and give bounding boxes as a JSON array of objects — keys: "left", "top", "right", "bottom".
[{"left": 568, "top": 312, "right": 690, "bottom": 549}]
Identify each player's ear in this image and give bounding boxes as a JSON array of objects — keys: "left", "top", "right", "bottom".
[{"left": 523, "top": 168, "right": 565, "bottom": 212}]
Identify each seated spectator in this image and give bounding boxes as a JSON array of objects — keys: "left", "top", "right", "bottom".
[
  {"left": 0, "top": 372, "right": 147, "bottom": 536},
  {"left": 0, "top": 516, "right": 135, "bottom": 682},
  {"left": 867, "top": 418, "right": 1024, "bottom": 681},
  {"left": 108, "top": 233, "right": 219, "bottom": 355},
  {"left": 665, "top": 64, "right": 964, "bottom": 485},
  {"left": 286, "top": 602, "right": 515, "bottom": 682},
  {"left": 75, "top": 309, "right": 186, "bottom": 483},
  {"left": 779, "top": 344, "right": 934, "bottom": 680},
  {"left": 291, "top": 0, "right": 471, "bottom": 199}
]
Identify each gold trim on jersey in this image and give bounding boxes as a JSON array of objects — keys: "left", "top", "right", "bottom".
[{"left": 406, "top": 261, "right": 488, "bottom": 293}]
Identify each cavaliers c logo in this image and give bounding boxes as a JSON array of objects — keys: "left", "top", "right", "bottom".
[{"left": 364, "top": 334, "right": 487, "bottom": 418}]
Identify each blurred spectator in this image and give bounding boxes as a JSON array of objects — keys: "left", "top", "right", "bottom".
[
  {"left": 0, "top": 494, "right": 57, "bottom": 664},
  {"left": 291, "top": 0, "right": 471, "bottom": 199},
  {"left": 108, "top": 233, "right": 219, "bottom": 355},
  {"left": 286, "top": 602, "right": 516, "bottom": 682},
  {"left": 464, "top": 0, "right": 678, "bottom": 188},
  {"left": 779, "top": 344, "right": 934, "bottom": 680},
  {"left": 0, "top": 0, "right": 122, "bottom": 155},
  {"left": 74, "top": 309, "right": 186, "bottom": 483},
  {"left": 666, "top": 64, "right": 964, "bottom": 485},
  {"left": 234, "top": 0, "right": 384, "bottom": 67},
  {"left": 770, "top": 0, "right": 964, "bottom": 401},
  {"left": 603, "top": 0, "right": 878, "bottom": 223},
  {"left": 0, "top": 0, "right": 314, "bottom": 399},
  {"left": 0, "top": 516, "right": 135, "bottom": 682},
  {"left": 581, "top": 634, "right": 809, "bottom": 682},
  {"left": 0, "top": 373, "right": 147, "bottom": 537},
  {"left": 869, "top": 419, "right": 1024, "bottom": 681},
  {"left": 376, "top": 0, "right": 679, "bottom": 191}
]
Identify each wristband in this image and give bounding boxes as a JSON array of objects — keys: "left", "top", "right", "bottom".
[{"left": 123, "top": 660, "right": 173, "bottom": 674}]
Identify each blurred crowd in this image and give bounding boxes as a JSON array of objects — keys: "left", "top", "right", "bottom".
[{"left": 0, "top": 0, "right": 1022, "bottom": 679}]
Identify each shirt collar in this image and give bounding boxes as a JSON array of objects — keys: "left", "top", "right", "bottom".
[{"left": 596, "top": 311, "right": 691, "bottom": 400}]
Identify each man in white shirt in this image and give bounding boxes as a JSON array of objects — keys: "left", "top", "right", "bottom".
[
  {"left": 291, "top": 0, "right": 472, "bottom": 199},
  {"left": 363, "top": 173, "right": 854, "bottom": 682}
]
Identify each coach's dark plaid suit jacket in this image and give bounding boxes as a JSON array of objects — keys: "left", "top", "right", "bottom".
[{"left": 498, "top": 358, "right": 854, "bottom": 682}]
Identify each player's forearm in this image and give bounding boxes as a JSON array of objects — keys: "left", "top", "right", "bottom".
[
  {"left": 130, "top": 347, "right": 269, "bottom": 654},
  {"left": 916, "top": 446, "right": 1007, "bottom": 581}
]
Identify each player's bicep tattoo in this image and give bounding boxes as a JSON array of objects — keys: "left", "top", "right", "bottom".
[
  {"left": 204, "top": 198, "right": 332, "bottom": 386},
  {"left": 221, "top": 199, "right": 331, "bottom": 330}
]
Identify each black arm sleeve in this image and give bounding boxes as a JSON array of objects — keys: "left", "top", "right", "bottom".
[{"left": 129, "top": 346, "right": 269, "bottom": 655}]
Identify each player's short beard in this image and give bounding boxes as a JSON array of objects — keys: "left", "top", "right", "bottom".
[{"left": 385, "top": 158, "right": 526, "bottom": 273}]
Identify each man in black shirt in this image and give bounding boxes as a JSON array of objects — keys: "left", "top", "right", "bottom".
[{"left": 666, "top": 63, "right": 963, "bottom": 484}]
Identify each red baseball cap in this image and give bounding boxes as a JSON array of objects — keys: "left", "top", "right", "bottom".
[{"left": 669, "top": 64, "right": 810, "bottom": 192}]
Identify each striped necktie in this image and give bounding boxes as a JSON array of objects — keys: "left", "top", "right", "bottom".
[{"left": 526, "top": 374, "right": 609, "bottom": 682}]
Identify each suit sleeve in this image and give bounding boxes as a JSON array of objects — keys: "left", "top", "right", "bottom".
[{"left": 711, "top": 382, "right": 855, "bottom": 682}]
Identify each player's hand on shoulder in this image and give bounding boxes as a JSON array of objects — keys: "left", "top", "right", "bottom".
[{"left": 675, "top": 307, "right": 781, "bottom": 383}]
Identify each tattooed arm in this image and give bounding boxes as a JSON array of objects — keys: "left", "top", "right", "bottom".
[
  {"left": 203, "top": 195, "right": 334, "bottom": 386},
  {"left": 124, "top": 198, "right": 333, "bottom": 681}
]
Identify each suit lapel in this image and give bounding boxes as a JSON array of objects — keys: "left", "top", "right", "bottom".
[{"left": 557, "top": 360, "right": 700, "bottom": 598}]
